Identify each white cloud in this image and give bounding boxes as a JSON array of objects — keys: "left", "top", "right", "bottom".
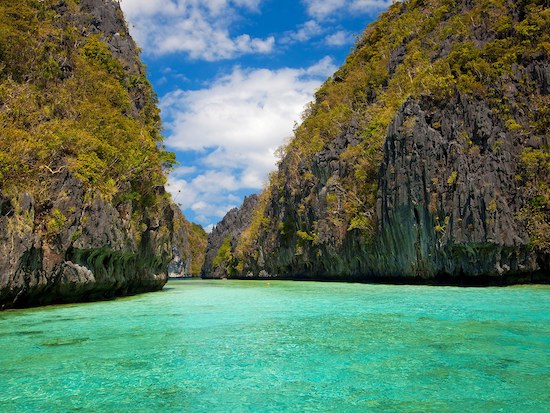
[
  {"left": 281, "top": 20, "right": 324, "bottom": 44},
  {"left": 305, "top": 56, "right": 339, "bottom": 76},
  {"left": 167, "top": 170, "right": 241, "bottom": 227},
  {"left": 166, "top": 175, "right": 198, "bottom": 209},
  {"left": 303, "top": 0, "right": 395, "bottom": 20},
  {"left": 303, "top": 0, "right": 345, "bottom": 20},
  {"left": 162, "top": 57, "right": 337, "bottom": 225},
  {"left": 119, "top": 0, "right": 274, "bottom": 60},
  {"left": 162, "top": 57, "right": 336, "bottom": 154},
  {"left": 325, "top": 30, "right": 355, "bottom": 46},
  {"left": 171, "top": 165, "right": 197, "bottom": 176},
  {"left": 166, "top": 170, "right": 239, "bottom": 225}
]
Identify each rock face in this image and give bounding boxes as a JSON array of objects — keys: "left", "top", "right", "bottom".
[
  {"left": 205, "top": 0, "right": 549, "bottom": 284},
  {"left": 372, "top": 94, "right": 542, "bottom": 280},
  {"left": 77, "top": 0, "right": 150, "bottom": 117},
  {"left": 0, "top": 173, "right": 174, "bottom": 308},
  {"left": 202, "top": 195, "right": 259, "bottom": 278},
  {"left": 0, "top": 0, "right": 196, "bottom": 308},
  {"left": 168, "top": 214, "right": 207, "bottom": 277}
]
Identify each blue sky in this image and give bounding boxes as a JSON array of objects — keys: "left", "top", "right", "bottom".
[{"left": 119, "top": 0, "right": 394, "bottom": 230}]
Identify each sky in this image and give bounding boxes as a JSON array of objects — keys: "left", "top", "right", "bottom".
[{"left": 118, "top": 0, "right": 395, "bottom": 231}]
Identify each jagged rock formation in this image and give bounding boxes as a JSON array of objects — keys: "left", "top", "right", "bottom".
[
  {"left": 0, "top": 175, "right": 175, "bottom": 308},
  {"left": 0, "top": 0, "right": 199, "bottom": 308},
  {"left": 169, "top": 219, "right": 207, "bottom": 277},
  {"left": 205, "top": 0, "right": 549, "bottom": 284},
  {"left": 202, "top": 195, "right": 259, "bottom": 278}
]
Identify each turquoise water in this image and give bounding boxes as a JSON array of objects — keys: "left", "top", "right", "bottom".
[{"left": 0, "top": 280, "right": 549, "bottom": 412}]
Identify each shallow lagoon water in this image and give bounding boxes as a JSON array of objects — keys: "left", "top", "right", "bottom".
[{"left": 0, "top": 279, "right": 549, "bottom": 412}]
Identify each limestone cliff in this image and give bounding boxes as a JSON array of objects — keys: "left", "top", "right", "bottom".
[
  {"left": 169, "top": 218, "right": 207, "bottom": 277},
  {"left": 202, "top": 195, "right": 259, "bottom": 278},
  {"left": 0, "top": 0, "right": 198, "bottom": 308},
  {"left": 204, "top": 0, "right": 549, "bottom": 284}
]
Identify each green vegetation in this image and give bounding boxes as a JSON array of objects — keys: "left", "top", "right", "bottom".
[
  {"left": 518, "top": 147, "right": 550, "bottom": 252},
  {"left": 447, "top": 171, "right": 458, "bottom": 186},
  {"left": 297, "top": 230, "right": 315, "bottom": 242},
  {"left": 235, "top": 187, "right": 270, "bottom": 264},
  {"left": 170, "top": 208, "right": 207, "bottom": 275},
  {"left": 213, "top": 236, "right": 237, "bottom": 276},
  {"left": 46, "top": 208, "right": 67, "bottom": 234},
  {"left": 185, "top": 221, "right": 208, "bottom": 275},
  {"left": 0, "top": 0, "right": 174, "bottom": 210}
]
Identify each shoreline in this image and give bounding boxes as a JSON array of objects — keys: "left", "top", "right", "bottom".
[{"left": 199, "top": 272, "right": 550, "bottom": 287}]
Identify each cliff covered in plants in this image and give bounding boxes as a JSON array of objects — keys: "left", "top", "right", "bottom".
[
  {"left": 202, "top": 195, "right": 259, "bottom": 278},
  {"left": 205, "top": 0, "right": 549, "bottom": 284},
  {"left": 0, "top": 0, "right": 202, "bottom": 309},
  {"left": 169, "top": 220, "right": 207, "bottom": 277}
]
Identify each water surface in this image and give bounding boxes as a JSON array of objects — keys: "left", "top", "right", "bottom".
[{"left": 0, "top": 280, "right": 549, "bottom": 412}]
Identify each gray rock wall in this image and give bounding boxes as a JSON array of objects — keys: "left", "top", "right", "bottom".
[
  {"left": 372, "top": 94, "right": 540, "bottom": 280},
  {"left": 0, "top": 172, "right": 174, "bottom": 309}
]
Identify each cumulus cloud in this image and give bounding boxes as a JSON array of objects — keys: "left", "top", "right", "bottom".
[
  {"left": 167, "top": 170, "right": 240, "bottom": 220},
  {"left": 303, "top": 0, "right": 396, "bottom": 20},
  {"left": 162, "top": 57, "right": 337, "bottom": 154},
  {"left": 119, "top": 0, "right": 274, "bottom": 60},
  {"left": 325, "top": 30, "right": 355, "bottom": 46},
  {"left": 162, "top": 57, "right": 337, "bottom": 226},
  {"left": 280, "top": 20, "right": 324, "bottom": 44}
]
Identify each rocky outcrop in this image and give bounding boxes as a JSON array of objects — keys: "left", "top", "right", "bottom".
[
  {"left": 72, "top": 0, "right": 149, "bottom": 118},
  {"left": 202, "top": 195, "right": 259, "bottom": 278},
  {"left": 206, "top": 0, "right": 549, "bottom": 284},
  {"left": 211, "top": 93, "right": 549, "bottom": 283},
  {"left": 371, "top": 94, "right": 542, "bottom": 280},
  {"left": 167, "top": 209, "right": 207, "bottom": 278},
  {"left": 0, "top": 172, "right": 176, "bottom": 309},
  {"left": 0, "top": 0, "right": 195, "bottom": 308}
]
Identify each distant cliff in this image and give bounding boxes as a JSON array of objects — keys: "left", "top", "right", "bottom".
[
  {"left": 204, "top": 0, "right": 549, "bottom": 284},
  {"left": 0, "top": 0, "right": 201, "bottom": 308},
  {"left": 202, "top": 195, "right": 259, "bottom": 278},
  {"left": 169, "top": 219, "right": 207, "bottom": 277}
]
